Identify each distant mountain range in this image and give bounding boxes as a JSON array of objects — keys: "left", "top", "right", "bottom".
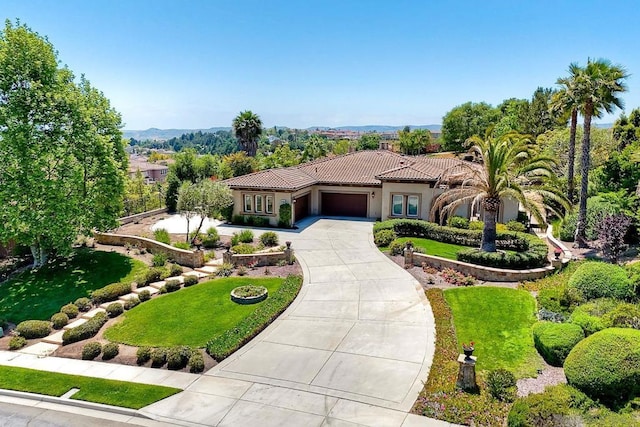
[{"left": 123, "top": 124, "right": 442, "bottom": 141}]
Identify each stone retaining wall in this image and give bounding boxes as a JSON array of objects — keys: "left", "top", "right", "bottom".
[
  {"left": 118, "top": 208, "right": 168, "bottom": 225},
  {"left": 223, "top": 247, "right": 294, "bottom": 267},
  {"left": 407, "top": 250, "right": 557, "bottom": 282},
  {"left": 95, "top": 232, "right": 204, "bottom": 268}
]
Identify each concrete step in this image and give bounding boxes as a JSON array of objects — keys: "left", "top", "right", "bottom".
[
  {"left": 148, "top": 280, "right": 166, "bottom": 290},
  {"left": 164, "top": 276, "right": 184, "bottom": 283},
  {"left": 194, "top": 266, "right": 217, "bottom": 275},
  {"left": 64, "top": 318, "right": 88, "bottom": 330},
  {"left": 42, "top": 331, "right": 64, "bottom": 345},
  {"left": 205, "top": 258, "right": 223, "bottom": 266},
  {"left": 99, "top": 300, "right": 124, "bottom": 310},
  {"left": 80, "top": 308, "right": 106, "bottom": 319},
  {"left": 133, "top": 286, "right": 160, "bottom": 296},
  {"left": 18, "top": 342, "right": 59, "bottom": 357},
  {"left": 118, "top": 292, "right": 139, "bottom": 302},
  {"left": 184, "top": 271, "right": 210, "bottom": 279}
]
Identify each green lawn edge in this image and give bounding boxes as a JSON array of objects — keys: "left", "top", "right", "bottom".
[
  {"left": 381, "top": 237, "right": 467, "bottom": 260},
  {"left": 0, "top": 366, "right": 180, "bottom": 409}
]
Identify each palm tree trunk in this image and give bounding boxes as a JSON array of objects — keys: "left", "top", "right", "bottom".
[
  {"left": 567, "top": 107, "right": 578, "bottom": 203},
  {"left": 481, "top": 207, "right": 498, "bottom": 252},
  {"left": 575, "top": 101, "right": 593, "bottom": 248}
]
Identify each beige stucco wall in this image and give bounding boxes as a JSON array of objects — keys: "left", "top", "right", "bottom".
[
  {"left": 231, "top": 190, "right": 293, "bottom": 226},
  {"left": 308, "top": 185, "right": 381, "bottom": 218},
  {"left": 381, "top": 182, "right": 435, "bottom": 221}
]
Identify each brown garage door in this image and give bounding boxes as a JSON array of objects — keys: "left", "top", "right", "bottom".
[
  {"left": 294, "top": 194, "right": 310, "bottom": 222},
  {"left": 321, "top": 193, "right": 368, "bottom": 217}
]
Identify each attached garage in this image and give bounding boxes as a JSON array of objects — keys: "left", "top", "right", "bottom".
[
  {"left": 321, "top": 192, "right": 368, "bottom": 217},
  {"left": 294, "top": 193, "right": 310, "bottom": 222}
]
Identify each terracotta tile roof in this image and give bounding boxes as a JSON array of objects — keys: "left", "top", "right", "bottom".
[
  {"left": 223, "top": 167, "right": 316, "bottom": 190},
  {"left": 223, "top": 150, "right": 477, "bottom": 190}
]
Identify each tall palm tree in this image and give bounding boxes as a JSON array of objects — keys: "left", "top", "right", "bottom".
[
  {"left": 551, "top": 63, "right": 584, "bottom": 203},
  {"left": 232, "top": 110, "right": 263, "bottom": 157},
  {"left": 574, "top": 59, "right": 628, "bottom": 247},
  {"left": 430, "top": 131, "right": 568, "bottom": 252}
]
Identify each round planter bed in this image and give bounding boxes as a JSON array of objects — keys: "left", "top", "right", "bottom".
[{"left": 231, "top": 285, "right": 268, "bottom": 305}]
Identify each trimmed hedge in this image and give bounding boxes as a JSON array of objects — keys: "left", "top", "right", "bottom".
[
  {"left": 568, "top": 299, "right": 617, "bottom": 336},
  {"left": 188, "top": 351, "right": 205, "bottom": 373},
  {"left": 16, "top": 320, "right": 51, "bottom": 339},
  {"left": 374, "top": 229, "right": 397, "bottom": 247},
  {"left": 82, "top": 342, "right": 102, "bottom": 360},
  {"left": 567, "top": 262, "right": 633, "bottom": 301},
  {"left": 564, "top": 328, "right": 640, "bottom": 403},
  {"left": 136, "top": 346, "right": 151, "bottom": 365},
  {"left": 51, "top": 312, "right": 69, "bottom": 330},
  {"left": 106, "top": 302, "right": 124, "bottom": 318},
  {"left": 9, "top": 336, "right": 27, "bottom": 350},
  {"left": 183, "top": 275, "right": 199, "bottom": 287},
  {"left": 74, "top": 297, "right": 92, "bottom": 312},
  {"left": 166, "top": 346, "right": 191, "bottom": 370},
  {"left": 532, "top": 321, "right": 584, "bottom": 366},
  {"left": 206, "top": 275, "right": 303, "bottom": 361},
  {"left": 62, "top": 312, "right": 108, "bottom": 345},
  {"left": 374, "top": 219, "right": 548, "bottom": 269},
  {"left": 102, "top": 342, "right": 119, "bottom": 360},
  {"left": 60, "top": 303, "right": 79, "bottom": 319},
  {"left": 91, "top": 282, "right": 132, "bottom": 304}
]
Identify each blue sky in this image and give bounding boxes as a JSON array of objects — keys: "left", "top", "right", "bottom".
[{"left": 4, "top": 1, "right": 640, "bottom": 129}]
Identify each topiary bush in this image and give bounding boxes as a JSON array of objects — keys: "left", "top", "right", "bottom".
[
  {"left": 167, "top": 263, "right": 183, "bottom": 277},
  {"left": 507, "top": 384, "right": 595, "bottom": 427},
  {"left": 259, "top": 231, "right": 278, "bottom": 247},
  {"left": 60, "top": 303, "right": 79, "bottom": 319},
  {"left": 388, "top": 239, "right": 405, "bottom": 256},
  {"left": 90, "top": 282, "right": 132, "bottom": 304},
  {"left": 468, "top": 220, "right": 484, "bottom": 231},
  {"left": 278, "top": 203, "right": 292, "bottom": 228},
  {"left": 74, "top": 297, "right": 92, "bottom": 312},
  {"left": 506, "top": 220, "right": 526, "bottom": 233},
  {"left": 183, "top": 275, "right": 199, "bottom": 287},
  {"left": 603, "top": 302, "right": 640, "bottom": 329},
  {"left": 106, "top": 302, "right": 124, "bottom": 318},
  {"left": 9, "top": 336, "right": 27, "bottom": 350},
  {"left": 62, "top": 312, "right": 107, "bottom": 345},
  {"left": 447, "top": 215, "right": 469, "bottom": 229},
  {"left": 136, "top": 346, "right": 152, "bottom": 365},
  {"left": 167, "top": 346, "right": 192, "bottom": 370},
  {"left": 374, "top": 229, "right": 397, "bottom": 247},
  {"left": 532, "top": 321, "right": 584, "bottom": 366},
  {"left": 16, "top": 320, "right": 51, "bottom": 339},
  {"left": 50, "top": 312, "right": 69, "bottom": 330},
  {"left": 188, "top": 351, "right": 205, "bottom": 373},
  {"left": 123, "top": 296, "right": 140, "bottom": 310},
  {"left": 138, "top": 289, "right": 151, "bottom": 302},
  {"left": 567, "top": 262, "right": 633, "bottom": 301},
  {"left": 102, "top": 342, "right": 119, "bottom": 360},
  {"left": 143, "top": 268, "right": 163, "bottom": 285},
  {"left": 564, "top": 328, "right": 640, "bottom": 403},
  {"left": 486, "top": 369, "right": 517, "bottom": 402},
  {"left": 82, "top": 342, "right": 102, "bottom": 360},
  {"left": 164, "top": 279, "right": 181, "bottom": 293},
  {"left": 151, "top": 347, "right": 167, "bottom": 367}
]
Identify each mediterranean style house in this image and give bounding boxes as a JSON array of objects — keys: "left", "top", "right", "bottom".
[{"left": 223, "top": 150, "right": 519, "bottom": 226}]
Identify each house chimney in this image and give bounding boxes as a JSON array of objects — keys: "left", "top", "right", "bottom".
[{"left": 379, "top": 141, "right": 389, "bottom": 151}]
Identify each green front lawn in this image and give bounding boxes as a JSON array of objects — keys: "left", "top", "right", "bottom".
[
  {"left": 104, "top": 277, "right": 287, "bottom": 347},
  {"left": 0, "top": 366, "right": 180, "bottom": 409},
  {"left": 444, "top": 286, "right": 543, "bottom": 377},
  {"left": 0, "top": 249, "right": 147, "bottom": 324},
  {"left": 384, "top": 237, "right": 469, "bottom": 260}
]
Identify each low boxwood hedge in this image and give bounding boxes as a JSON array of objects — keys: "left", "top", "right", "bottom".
[
  {"left": 567, "top": 262, "right": 634, "bottom": 301},
  {"left": 91, "top": 282, "right": 132, "bottom": 304},
  {"left": 564, "top": 328, "right": 640, "bottom": 403},
  {"left": 568, "top": 299, "right": 618, "bottom": 336},
  {"left": 15, "top": 320, "right": 51, "bottom": 339},
  {"left": 62, "top": 312, "right": 108, "bottom": 345},
  {"left": 206, "top": 275, "right": 303, "bottom": 361},
  {"left": 374, "top": 219, "right": 548, "bottom": 269},
  {"left": 532, "top": 321, "right": 584, "bottom": 366}
]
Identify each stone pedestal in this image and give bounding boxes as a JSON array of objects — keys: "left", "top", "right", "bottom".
[
  {"left": 284, "top": 242, "right": 294, "bottom": 265},
  {"left": 456, "top": 354, "right": 477, "bottom": 391},
  {"left": 403, "top": 244, "right": 414, "bottom": 267},
  {"left": 551, "top": 258, "right": 563, "bottom": 270},
  {"left": 223, "top": 250, "right": 233, "bottom": 265}
]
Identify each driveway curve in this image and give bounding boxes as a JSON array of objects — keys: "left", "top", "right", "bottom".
[{"left": 142, "top": 218, "right": 437, "bottom": 427}]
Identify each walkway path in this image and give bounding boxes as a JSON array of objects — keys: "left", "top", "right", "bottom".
[
  {"left": 140, "top": 218, "right": 439, "bottom": 426},
  {"left": 1, "top": 218, "right": 444, "bottom": 426}
]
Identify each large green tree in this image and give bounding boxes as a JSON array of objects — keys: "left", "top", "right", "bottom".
[
  {"left": 0, "top": 21, "right": 127, "bottom": 266},
  {"left": 573, "top": 59, "right": 628, "bottom": 247},
  {"left": 398, "top": 127, "right": 432, "bottom": 155},
  {"left": 232, "top": 110, "right": 263, "bottom": 157},
  {"left": 441, "top": 102, "right": 501, "bottom": 152},
  {"left": 430, "top": 131, "right": 567, "bottom": 252}
]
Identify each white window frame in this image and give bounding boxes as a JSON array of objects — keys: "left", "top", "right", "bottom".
[
  {"left": 255, "top": 195, "right": 263, "bottom": 213},
  {"left": 244, "top": 194, "right": 252, "bottom": 212},
  {"left": 266, "top": 196, "right": 274, "bottom": 214},
  {"left": 407, "top": 195, "right": 419, "bottom": 217},
  {"left": 392, "top": 194, "right": 404, "bottom": 216}
]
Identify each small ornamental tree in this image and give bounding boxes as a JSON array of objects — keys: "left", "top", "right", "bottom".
[{"left": 598, "top": 214, "right": 632, "bottom": 263}]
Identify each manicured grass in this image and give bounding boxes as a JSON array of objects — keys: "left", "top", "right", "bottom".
[
  {"left": 0, "top": 366, "right": 180, "bottom": 409},
  {"left": 444, "top": 286, "right": 543, "bottom": 377},
  {"left": 384, "top": 237, "right": 469, "bottom": 260},
  {"left": 0, "top": 249, "right": 147, "bottom": 324},
  {"left": 105, "top": 277, "right": 287, "bottom": 347}
]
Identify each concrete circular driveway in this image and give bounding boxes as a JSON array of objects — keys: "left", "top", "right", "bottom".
[{"left": 142, "top": 218, "right": 437, "bottom": 427}]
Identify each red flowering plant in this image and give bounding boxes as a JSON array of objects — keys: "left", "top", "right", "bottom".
[{"left": 462, "top": 341, "right": 475, "bottom": 351}]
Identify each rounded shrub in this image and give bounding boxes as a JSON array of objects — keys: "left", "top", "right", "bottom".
[
  {"left": 188, "top": 351, "right": 205, "bottom": 373},
  {"left": 388, "top": 239, "right": 405, "bottom": 256},
  {"left": 123, "top": 296, "right": 140, "bottom": 310},
  {"left": 568, "top": 299, "right": 617, "bottom": 335},
  {"left": 102, "top": 342, "right": 119, "bottom": 360},
  {"left": 259, "top": 231, "right": 279, "bottom": 247},
  {"left": 74, "top": 297, "right": 92, "bottom": 312},
  {"left": 167, "top": 346, "right": 191, "bottom": 370},
  {"left": 16, "top": 320, "right": 51, "bottom": 339},
  {"left": 143, "top": 268, "right": 163, "bottom": 285},
  {"left": 136, "top": 346, "right": 152, "bottom": 365},
  {"left": 60, "top": 303, "right": 79, "bottom": 319},
  {"left": 603, "top": 302, "right": 640, "bottom": 328},
  {"left": 106, "top": 302, "right": 124, "bottom": 318},
  {"left": 82, "top": 342, "right": 102, "bottom": 360},
  {"left": 238, "top": 229, "right": 254, "bottom": 243},
  {"left": 447, "top": 215, "right": 469, "bottom": 229},
  {"left": 138, "top": 289, "right": 151, "bottom": 302},
  {"left": 374, "top": 229, "right": 397, "bottom": 247},
  {"left": 564, "top": 328, "right": 640, "bottom": 403},
  {"left": 506, "top": 220, "right": 526, "bottom": 232},
  {"left": 164, "top": 279, "right": 181, "bottom": 292},
  {"left": 567, "top": 262, "right": 633, "bottom": 301},
  {"left": 532, "top": 321, "right": 584, "bottom": 366},
  {"left": 167, "top": 263, "right": 183, "bottom": 277},
  {"left": 202, "top": 227, "right": 219, "bottom": 248},
  {"left": 486, "top": 368, "right": 516, "bottom": 402},
  {"left": 183, "top": 275, "right": 199, "bottom": 287},
  {"left": 9, "top": 336, "right": 27, "bottom": 350},
  {"left": 151, "top": 347, "right": 167, "bottom": 367},
  {"left": 51, "top": 312, "right": 69, "bottom": 330},
  {"left": 231, "top": 243, "right": 255, "bottom": 254},
  {"left": 152, "top": 252, "right": 168, "bottom": 267}
]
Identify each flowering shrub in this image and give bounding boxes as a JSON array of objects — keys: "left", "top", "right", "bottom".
[{"left": 441, "top": 268, "right": 476, "bottom": 286}]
